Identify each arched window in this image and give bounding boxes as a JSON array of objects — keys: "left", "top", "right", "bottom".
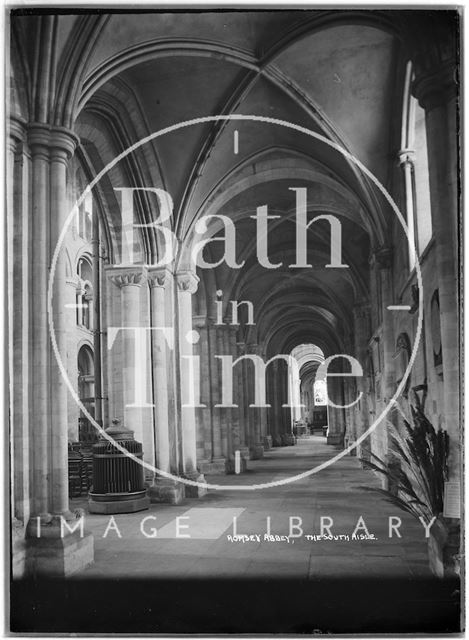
[
  {"left": 82, "top": 284, "right": 92, "bottom": 329},
  {"left": 313, "top": 379, "right": 327, "bottom": 405},
  {"left": 412, "top": 101, "right": 432, "bottom": 251},
  {"left": 76, "top": 256, "right": 93, "bottom": 330},
  {"left": 400, "top": 61, "right": 433, "bottom": 270},
  {"left": 75, "top": 168, "right": 93, "bottom": 242},
  {"left": 78, "top": 345, "right": 94, "bottom": 399},
  {"left": 79, "top": 207, "right": 92, "bottom": 242},
  {"left": 291, "top": 344, "right": 328, "bottom": 431}
]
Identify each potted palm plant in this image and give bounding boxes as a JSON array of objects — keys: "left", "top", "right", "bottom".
[{"left": 359, "top": 394, "right": 458, "bottom": 577}]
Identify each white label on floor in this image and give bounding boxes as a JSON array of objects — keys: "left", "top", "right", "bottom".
[{"left": 156, "top": 507, "right": 245, "bottom": 539}]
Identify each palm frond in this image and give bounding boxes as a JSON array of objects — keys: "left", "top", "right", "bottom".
[{"left": 359, "top": 402, "right": 449, "bottom": 523}]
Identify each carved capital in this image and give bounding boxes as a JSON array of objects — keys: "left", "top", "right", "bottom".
[
  {"left": 236, "top": 341, "right": 247, "bottom": 355},
  {"left": 247, "top": 343, "right": 259, "bottom": 355},
  {"left": 27, "top": 124, "right": 50, "bottom": 159},
  {"left": 148, "top": 267, "right": 171, "bottom": 289},
  {"left": 192, "top": 315, "right": 207, "bottom": 329},
  {"left": 402, "top": 12, "right": 459, "bottom": 110},
  {"left": 175, "top": 270, "right": 199, "bottom": 294},
  {"left": 413, "top": 60, "right": 458, "bottom": 111},
  {"left": 27, "top": 123, "right": 78, "bottom": 162},
  {"left": 107, "top": 265, "right": 147, "bottom": 288},
  {"left": 8, "top": 117, "right": 26, "bottom": 153},
  {"left": 50, "top": 126, "right": 79, "bottom": 163}
]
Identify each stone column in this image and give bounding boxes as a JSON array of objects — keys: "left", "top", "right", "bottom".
[
  {"left": 23, "top": 124, "right": 93, "bottom": 576},
  {"left": 326, "top": 376, "right": 345, "bottom": 446},
  {"left": 246, "top": 343, "right": 264, "bottom": 459},
  {"left": 375, "top": 247, "right": 395, "bottom": 409},
  {"left": 229, "top": 328, "right": 249, "bottom": 469},
  {"left": 201, "top": 322, "right": 234, "bottom": 475},
  {"left": 223, "top": 326, "right": 236, "bottom": 464},
  {"left": 217, "top": 325, "right": 229, "bottom": 459},
  {"left": 271, "top": 360, "right": 282, "bottom": 446},
  {"left": 218, "top": 325, "right": 249, "bottom": 474},
  {"left": 28, "top": 125, "right": 51, "bottom": 520},
  {"left": 207, "top": 321, "right": 225, "bottom": 470},
  {"left": 193, "top": 315, "right": 212, "bottom": 463},
  {"left": 353, "top": 302, "right": 372, "bottom": 462},
  {"left": 49, "top": 128, "right": 79, "bottom": 516},
  {"left": 100, "top": 251, "right": 111, "bottom": 429},
  {"left": 414, "top": 61, "right": 460, "bottom": 479},
  {"left": 278, "top": 361, "right": 287, "bottom": 443},
  {"left": 196, "top": 315, "right": 228, "bottom": 475},
  {"left": 108, "top": 266, "right": 152, "bottom": 454},
  {"left": 66, "top": 276, "right": 80, "bottom": 442},
  {"left": 278, "top": 360, "right": 294, "bottom": 445},
  {"left": 147, "top": 267, "right": 184, "bottom": 504},
  {"left": 264, "top": 364, "right": 274, "bottom": 449},
  {"left": 256, "top": 344, "right": 269, "bottom": 445},
  {"left": 175, "top": 271, "right": 207, "bottom": 496},
  {"left": 162, "top": 273, "right": 179, "bottom": 475},
  {"left": 407, "top": 22, "right": 461, "bottom": 578},
  {"left": 372, "top": 247, "right": 395, "bottom": 461},
  {"left": 8, "top": 120, "right": 31, "bottom": 577},
  {"left": 8, "top": 120, "right": 30, "bottom": 528},
  {"left": 236, "top": 341, "right": 251, "bottom": 457},
  {"left": 342, "top": 332, "right": 357, "bottom": 451}
]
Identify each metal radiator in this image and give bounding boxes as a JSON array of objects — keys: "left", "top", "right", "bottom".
[{"left": 91, "top": 438, "right": 145, "bottom": 494}]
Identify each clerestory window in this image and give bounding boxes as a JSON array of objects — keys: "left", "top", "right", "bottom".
[{"left": 400, "top": 61, "right": 433, "bottom": 270}]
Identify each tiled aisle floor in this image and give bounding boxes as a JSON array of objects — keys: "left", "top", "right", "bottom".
[{"left": 72, "top": 435, "right": 432, "bottom": 579}]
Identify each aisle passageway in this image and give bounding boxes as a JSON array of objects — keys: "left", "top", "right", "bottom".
[
  {"left": 8, "top": 10, "right": 460, "bottom": 593},
  {"left": 73, "top": 436, "right": 431, "bottom": 579}
]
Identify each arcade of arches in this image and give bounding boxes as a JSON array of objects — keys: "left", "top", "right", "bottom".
[{"left": 8, "top": 10, "right": 461, "bottom": 579}]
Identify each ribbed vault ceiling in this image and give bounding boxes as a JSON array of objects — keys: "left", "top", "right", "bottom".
[{"left": 67, "top": 11, "right": 403, "bottom": 357}]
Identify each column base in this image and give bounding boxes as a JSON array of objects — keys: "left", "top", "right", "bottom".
[
  {"left": 237, "top": 445, "right": 250, "bottom": 458},
  {"left": 24, "top": 514, "right": 94, "bottom": 577},
  {"left": 280, "top": 433, "right": 296, "bottom": 446},
  {"left": 327, "top": 434, "right": 343, "bottom": 446},
  {"left": 88, "top": 490, "right": 150, "bottom": 514},
  {"left": 199, "top": 458, "right": 227, "bottom": 475},
  {"left": 249, "top": 444, "right": 264, "bottom": 460},
  {"left": 272, "top": 435, "right": 283, "bottom": 447},
  {"left": 237, "top": 446, "right": 251, "bottom": 469},
  {"left": 147, "top": 478, "right": 185, "bottom": 505},
  {"left": 263, "top": 436, "right": 273, "bottom": 450},
  {"left": 12, "top": 519, "right": 27, "bottom": 579},
  {"left": 182, "top": 472, "right": 208, "bottom": 498}
]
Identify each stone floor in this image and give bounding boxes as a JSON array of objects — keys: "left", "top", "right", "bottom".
[{"left": 71, "top": 435, "right": 432, "bottom": 579}]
